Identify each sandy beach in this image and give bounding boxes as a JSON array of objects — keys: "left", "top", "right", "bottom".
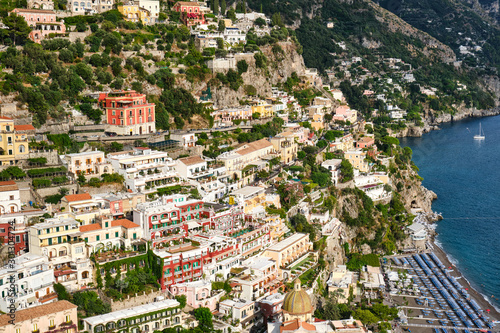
[{"left": 432, "top": 243, "right": 500, "bottom": 321}]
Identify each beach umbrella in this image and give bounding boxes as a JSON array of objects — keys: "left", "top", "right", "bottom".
[{"left": 486, "top": 309, "right": 490, "bottom": 312}]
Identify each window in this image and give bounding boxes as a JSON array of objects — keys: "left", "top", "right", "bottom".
[
  {"left": 49, "top": 319, "right": 54, "bottom": 327},
  {"left": 106, "top": 233, "right": 109, "bottom": 239},
  {"left": 84, "top": 237, "right": 88, "bottom": 242},
  {"left": 96, "top": 235, "right": 100, "bottom": 241},
  {"left": 115, "top": 231, "right": 118, "bottom": 237},
  {"left": 15, "top": 235, "right": 20, "bottom": 243},
  {"left": 0, "top": 228, "right": 4, "bottom": 233},
  {"left": 66, "top": 315, "right": 71, "bottom": 322},
  {"left": 105, "top": 222, "right": 108, "bottom": 228},
  {"left": 133, "top": 233, "right": 136, "bottom": 239},
  {"left": 75, "top": 246, "right": 83, "bottom": 254},
  {"left": 8, "top": 150, "right": 12, "bottom": 155},
  {"left": 112, "top": 110, "right": 115, "bottom": 115},
  {"left": 33, "top": 324, "right": 38, "bottom": 331},
  {"left": 19, "top": 145, "right": 25, "bottom": 153}
]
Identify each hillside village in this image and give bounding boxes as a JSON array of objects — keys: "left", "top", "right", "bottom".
[{"left": 0, "top": 0, "right": 498, "bottom": 333}]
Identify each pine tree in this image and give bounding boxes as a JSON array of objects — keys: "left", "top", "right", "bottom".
[
  {"left": 221, "top": 0, "right": 226, "bottom": 16},
  {"left": 214, "top": 0, "right": 219, "bottom": 15}
]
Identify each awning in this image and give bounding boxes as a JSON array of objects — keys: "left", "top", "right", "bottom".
[
  {"left": 187, "top": 221, "right": 201, "bottom": 229},
  {"left": 27, "top": 296, "right": 37, "bottom": 303}
]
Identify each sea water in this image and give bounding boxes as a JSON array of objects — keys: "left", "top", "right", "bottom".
[{"left": 401, "top": 115, "right": 500, "bottom": 310}]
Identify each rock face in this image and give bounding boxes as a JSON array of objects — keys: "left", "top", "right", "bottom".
[{"left": 210, "top": 42, "right": 306, "bottom": 108}]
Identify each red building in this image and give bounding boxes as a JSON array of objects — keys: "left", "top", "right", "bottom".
[
  {"left": 153, "top": 235, "right": 239, "bottom": 289},
  {"left": 98, "top": 90, "right": 156, "bottom": 135},
  {"left": 171, "top": 1, "right": 206, "bottom": 26},
  {"left": 133, "top": 195, "right": 211, "bottom": 248}
]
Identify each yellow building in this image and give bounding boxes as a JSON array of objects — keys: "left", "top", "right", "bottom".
[
  {"left": 262, "top": 233, "right": 312, "bottom": 273},
  {"left": 118, "top": 4, "right": 153, "bottom": 24},
  {"left": 345, "top": 149, "right": 370, "bottom": 173},
  {"left": 264, "top": 215, "right": 289, "bottom": 242},
  {"left": 270, "top": 133, "right": 298, "bottom": 164},
  {"left": 251, "top": 101, "right": 274, "bottom": 119},
  {"left": 0, "top": 117, "right": 33, "bottom": 166},
  {"left": 311, "top": 112, "right": 324, "bottom": 131}
]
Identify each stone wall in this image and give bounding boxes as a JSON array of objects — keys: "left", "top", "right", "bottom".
[
  {"left": 97, "top": 288, "right": 174, "bottom": 312},
  {"left": 35, "top": 183, "right": 78, "bottom": 198},
  {"left": 25, "top": 150, "right": 60, "bottom": 166}
]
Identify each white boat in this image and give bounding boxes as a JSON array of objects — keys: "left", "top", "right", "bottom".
[{"left": 474, "top": 123, "right": 485, "bottom": 140}]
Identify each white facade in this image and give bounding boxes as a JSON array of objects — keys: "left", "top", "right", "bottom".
[
  {"left": 138, "top": 0, "right": 159, "bottom": 21},
  {"left": 29, "top": 217, "right": 93, "bottom": 291},
  {"left": 203, "top": 255, "right": 241, "bottom": 281},
  {"left": 0, "top": 253, "right": 56, "bottom": 313},
  {"left": 83, "top": 299, "right": 183, "bottom": 333},
  {"left": 174, "top": 156, "right": 208, "bottom": 180},
  {"left": 61, "top": 150, "right": 113, "bottom": 179},
  {"left": 0, "top": 181, "right": 21, "bottom": 214},
  {"left": 107, "top": 147, "right": 178, "bottom": 192},
  {"left": 321, "top": 159, "right": 342, "bottom": 185}
]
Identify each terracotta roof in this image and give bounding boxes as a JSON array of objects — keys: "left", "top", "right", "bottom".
[
  {"left": 14, "top": 124, "right": 36, "bottom": 131},
  {"left": 0, "top": 181, "right": 18, "bottom": 192},
  {"left": 64, "top": 193, "right": 92, "bottom": 202},
  {"left": 280, "top": 319, "right": 316, "bottom": 332},
  {"left": 0, "top": 116, "right": 12, "bottom": 120},
  {"left": 0, "top": 300, "right": 77, "bottom": 326},
  {"left": 247, "top": 138, "right": 273, "bottom": 150},
  {"left": 11, "top": 8, "right": 56, "bottom": 14},
  {"left": 54, "top": 269, "right": 77, "bottom": 277},
  {"left": 174, "top": 1, "right": 201, "bottom": 6},
  {"left": 80, "top": 223, "right": 101, "bottom": 232},
  {"left": 111, "top": 219, "right": 139, "bottom": 229},
  {"left": 179, "top": 155, "right": 205, "bottom": 166}
]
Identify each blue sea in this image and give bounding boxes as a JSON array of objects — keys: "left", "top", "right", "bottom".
[{"left": 401, "top": 115, "right": 500, "bottom": 310}]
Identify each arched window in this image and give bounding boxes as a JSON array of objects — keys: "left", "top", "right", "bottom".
[
  {"left": 74, "top": 1, "right": 78, "bottom": 6},
  {"left": 19, "top": 145, "right": 25, "bottom": 153}
]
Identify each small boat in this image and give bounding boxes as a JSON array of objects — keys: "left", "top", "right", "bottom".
[{"left": 474, "top": 123, "right": 485, "bottom": 140}]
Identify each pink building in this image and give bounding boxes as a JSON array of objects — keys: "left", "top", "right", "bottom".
[
  {"left": 356, "top": 136, "right": 375, "bottom": 149},
  {"left": 172, "top": 1, "right": 206, "bottom": 26},
  {"left": 333, "top": 105, "right": 357, "bottom": 123},
  {"left": 10, "top": 9, "right": 66, "bottom": 43},
  {"left": 169, "top": 280, "right": 222, "bottom": 311}
]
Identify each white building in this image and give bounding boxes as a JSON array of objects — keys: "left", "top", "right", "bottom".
[
  {"left": 28, "top": 217, "right": 93, "bottom": 291},
  {"left": 107, "top": 147, "right": 178, "bottom": 192},
  {"left": 0, "top": 253, "right": 56, "bottom": 313},
  {"left": 61, "top": 150, "right": 113, "bottom": 179},
  {"left": 321, "top": 159, "right": 342, "bottom": 185},
  {"left": 231, "top": 256, "right": 280, "bottom": 302},
  {"left": 170, "top": 132, "right": 197, "bottom": 148},
  {"left": 219, "top": 298, "right": 260, "bottom": 328},
  {"left": 138, "top": 0, "right": 159, "bottom": 21},
  {"left": 203, "top": 255, "right": 241, "bottom": 281},
  {"left": 175, "top": 155, "right": 208, "bottom": 180},
  {"left": 353, "top": 173, "right": 392, "bottom": 202},
  {"left": 82, "top": 299, "right": 184, "bottom": 333},
  {"left": 0, "top": 181, "right": 21, "bottom": 214}
]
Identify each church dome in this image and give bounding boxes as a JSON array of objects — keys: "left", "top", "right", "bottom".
[{"left": 282, "top": 279, "right": 313, "bottom": 315}]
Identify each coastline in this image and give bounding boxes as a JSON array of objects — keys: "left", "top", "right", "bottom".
[
  {"left": 428, "top": 233, "right": 500, "bottom": 321},
  {"left": 396, "top": 106, "right": 500, "bottom": 138}
]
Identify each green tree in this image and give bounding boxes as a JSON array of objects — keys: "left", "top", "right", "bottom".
[
  {"left": 254, "top": 17, "right": 266, "bottom": 27},
  {"left": 194, "top": 307, "right": 213, "bottom": 331},
  {"left": 353, "top": 309, "right": 379, "bottom": 325},
  {"left": 237, "top": 60, "right": 248, "bottom": 74},
  {"left": 220, "top": 0, "right": 226, "bottom": 15},
  {"left": 2, "top": 14, "right": 31, "bottom": 45},
  {"left": 340, "top": 159, "right": 354, "bottom": 182},
  {"left": 271, "top": 13, "right": 283, "bottom": 27},
  {"left": 213, "top": 0, "right": 219, "bottom": 15},
  {"left": 218, "top": 19, "right": 225, "bottom": 32}
]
